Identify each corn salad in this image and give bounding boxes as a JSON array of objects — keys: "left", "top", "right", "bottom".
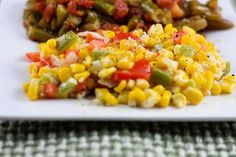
[{"left": 23, "top": 24, "right": 236, "bottom": 108}]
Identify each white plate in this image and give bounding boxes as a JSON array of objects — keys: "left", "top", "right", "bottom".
[{"left": 0, "top": 0, "right": 236, "bottom": 121}]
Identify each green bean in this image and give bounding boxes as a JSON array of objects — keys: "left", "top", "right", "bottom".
[
  {"left": 127, "top": 0, "right": 142, "bottom": 7},
  {"left": 51, "top": 18, "right": 57, "bottom": 31},
  {"left": 174, "top": 16, "right": 208, "bottom": 32},
  {"left": 207, "top": 0, "right": 218, "bottom": 10},
  {"left": 59, "top": 14, "right": 81, "bottom": 36},
  {"left": 141, "top": 0, "right": 162, "bottom": 22},
  {"left": 56, "top": 4, "right": 69, "bottom": 28},
  {"left": 27, "top": 26, "right": 54, "bottom": 42},
  {"left": 207, "top": 19, "right": 234, "bottom": 30},
  {"left": 128, "top": 15, "right": 142, "bottom": 30},
  {"left": 94, "top": 0, "right": 115, "bottom": 16},
  {"left": 39, "top": 18, "right": 50, "bottom": 29}
]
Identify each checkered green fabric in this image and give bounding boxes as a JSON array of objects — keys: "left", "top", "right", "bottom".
[{"left": 0, "top": 122, "right": 235, "bottom": 157}]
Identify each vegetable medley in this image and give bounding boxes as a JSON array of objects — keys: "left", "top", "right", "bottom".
[
  {"left": 23, "top": 0, "right": 234, "bottom": 42},
  {"left": 23, "top": 24, "right": 236, "bottom": 108}
]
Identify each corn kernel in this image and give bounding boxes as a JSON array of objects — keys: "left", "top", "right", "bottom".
[
  {"left": 117, "top": 61, "right": 133, "bottom": 70},
  {"left": 70, "top": 64, "right": 85, "bottom": 73},
  {"left": 204, "top": 71, "right": 214, "bottom": 90},
  {"left": 59, "top": 54, "right": 65, "bottom": 60},
  {"left": 223, "top": 75, "right": 236, "bottom": 84},
  {"left": 74, "top": 71, "right": 91, "bottom": 83},
  {"left": 23, "top": 82, "right": 29, "bottom": 93},
  {"left": 27, "top": 78, "right": 39, "bottom": 101},
  {"left": 114, "top": 80, "right": 127, "bottom": 93},
  {"left": 120, "top": 40, "right": 133, "bottom": 50},
  {"left": 132, "top": 28, "right": 143, "bottom": 38},
  {"left": 103, "top": 30, "right": 115, "bottom": 39},
  {"left": 128, "top": 87, "right": 146, "bottom": 105},
  {"left": 141, "top": 89, "right": 161, "bottom": 108},
  {"left": 79, "top": 47, "right": 90, "bottom": 59},
  {"left": 101, "top": 56, "right": 116, "bottom": 68},
  {"left": 46, "top": 39, "right": 57, "bottom": 49},
  {"left": 178, "top": 56, "right": 193, "bottom": 69},
  {"left": 192, "top": 72, "right": 205, "bottom": 87},
  {"left": 186, "top": 62, "right": 198, "bottom": 75},
  {"left": 221, "top": 81, "right": 235, "bottom": 94},
  {"left": 159, "top": 90, "right": 172, "bottom": 108},
  {"left": 136, "top": 79, "right": 150, "bottom": 90},
  {"left": 39, "top": 67, "right": 50, "bottom": 77},
  {"left": 184, "top": 87, "right": 203, "bottom": 105},
  {"left": 104, "top": 92, "right": 118, "bottom": 106},
  {"left": 126, "top": 80, "right": 135, "bottom": 90},
  {"left": 172, "top": 93, "right": 187, "bottom": 108},
  {"left": 82, "top": 56, "right": 92, "bottom": 68},
  {"left": 58, "top": 67, "right": 72, "bottom": 82},
  {"left": 118, "top": 91, "right": 129, "bottom": 104},
  {"left": 153, "top": 85, "right": 165, "bottom": 95},
  {"left": 211, "top": 81, "right": 222, "bottom": 95},
  {"left": 98, "top": 67, "right": 117, "bottom": 79},
  {"left": 120, "top": 25, "right": 128, "bottom": 33}
]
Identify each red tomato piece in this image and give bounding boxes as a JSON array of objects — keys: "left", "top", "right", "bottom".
[
  {"left": 67, "top": 0, "right": 77, "bottom": 14},
  {"left": 89, "top": 40, "right": 108, "bottom": 50},
  {"left": 173, "top": 30, "right": 186, "bottom": 45},
  {"left": 75, "top": 81, "right": 87, "bottom": 93},
  {"left": 86, "top": 33, "right": 95, "bottom": 42},
  {"left": 26, "top": 52, "right": 41, "bottom": 62},
  {"left": 77, "top": 0, "right": 94, "bottom": 9},
  {"left": 111, "top": 71, "right": 131, "bottom": 83},
  {"left": 114, "top": 0, "right": 129, "bottom": 20},
  {"left": 114, "top": 33, "right": 138, "bottom": 41},
  {"left": 43, "top": 4, "right": 55, "bottom": 22},
  {"left": 44, "top": 83, "right": 57, "bottom": 99},
  {"left": 130, "top": 59, "right": 151, "bottom": 80}
]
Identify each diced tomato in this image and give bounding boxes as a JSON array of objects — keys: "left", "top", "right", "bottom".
[
  {"left": 101, "top": 23, "right": 121, "bottom": 33},
  {"left": 26, "top": 52, "right": 41, "bottom": 62},
  {"left": 35, "top": 0, "right": 45, "bottom": 13},
  {"left": 111, "top": 71, "right": 131, "bottom": 83},
  {"left": 86, "top": 33, "right": 95, "bottom": 42},
  {"left": 77, "top": 0, "right": 94, "bottom": 9},
  {"left": 173, "top": 30, "right": 186, "bottom": 45},
  {"left": 43, "top": 4, "right": 55, "bottom": 22},
  {"left": 114, "top": 32, "right": 138, "bottom": 41},
  {"left": 156, "top": 0, "right": 181, "bottom": 8},
  {"left": 130, "top": 59, "right": 151, "bottom": 80},
  {"left": 67, "top": 0, "right": 77, "bottom": 14},
  {"left": 89, "top": 40, "right": 108, "bottom": 50},
  {"left": 75, "top": 81, "right": 87, "bottom": 93},
  {"left": 44, "top": 83, "right": 57, "bottom": 99},
  {"left": 114, "top": 0, "right": 129, "bottom": 20},
  {"left": 58, "top": 0, "right": 70, "bottom": 4}
]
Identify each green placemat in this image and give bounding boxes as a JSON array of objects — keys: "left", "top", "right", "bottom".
[{"left": 0, "top": 122, "right": 236, "bottom": 157}]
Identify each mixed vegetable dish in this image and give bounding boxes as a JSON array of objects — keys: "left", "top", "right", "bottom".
[
  {"left": 23, "top": 24, "right": 236, "bottom": 108},
  {"left": 23, "top": 0, "right": 234, "bottom": 42}
]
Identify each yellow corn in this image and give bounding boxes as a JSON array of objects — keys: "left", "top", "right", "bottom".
[
  {"left": 104, "top": 92, "right": 118, "bottom": 106},
  {"left": 46, "top": 39, "right": 57, "bottom": 49},
  {"left": 74, "top": 71, "right": 90, "bottom": 83},
  {"left": 120, "top": 25, "right": 128, "bottom": 33},
  {"left": 208, "top": 62, "right": 217, "bottom": 73},
  {"left": 23, "top": 82, "right": 29, "bottom": 93},
  {"left": 39, "top": 67, "right": 50, "bottom": 77},
  {"left": 184, "top": 87, "right": 203, "bottom": 105},
  {"left": 172, "top": 93, "right": 187, "bottom": 108},
  {"left": 98, "top": 67, "right": 117, "bottom": 79},
  {"left": 101, "top": 56, "right": 116, "bottom": 68},
  {"left": 141, "top": 89, "right": 161, "bottom": 108},
  {"left": 132, "top": 28, "right": 143, "bottom": 38},
  {"left": 164, "top": 24, "right": 177, "bottom": 33},
  {"left": 58, "top": 54, "right": 65, "bottom": 60},
  {"left": 79, "top": 47, "right": 90, "bottom": 59},
  {"left": 178, "top": 56, "right": 193, "bottom": 69},
  {"left": 159, "top": 90, "right": 172, "bottom": 108},
  {"left": 58, "top": 67, "right": 72, "bottom": 82},
  {"left": 117, "top": 61, "right": 133, "bottom": 70},
  {"left": 120, "top": 40, "right": 133, "bottom": 50},
  {"left": 223, "top": 75, "right": 236, "bottom": 84},
  {"left": 186, "top": 62, "right": 198, "bottom": 75},
  {"left": 191, "top": 72, "right": 205, "bottom": 87},
  {"left": 114, "top": 80, "right": 127, "bottom": 93},
  {"left": 203, "top": 71, "right": 214, "bottom": 90},
  {"left": 136, "top": 79, "right": 150, "bottom": 90},
  {"left": 103, "top": 30, "right": 115, "bottom": 39},
  {"left": 29, "top": 63, "right": 38, "bottom": 74},
  {"left": 27, "top": 78, "right": 39, "bottom": 101},
  {"left": 221, "top": 81, "right": 235, "bottom": 94},
  {"left": 126, "top": 80, "right": 135, "bottom": 90},
  {"left": 128, "top": 87, "right": 146, "bottom": 105},
  {"left": 153, "top": 85, "right": 165, "bottom": 95},
  {"left": 211, "top": 81, "right": 222, "bottom": 95},
  {"left": 82, "top": 56, "right": 92, "bottom": 68},
  {"left": 70, "top": 64, "right": 85, "bottom": 73},
  {"left": 118, "top": 91, "right": 129, "bottom": 104}
]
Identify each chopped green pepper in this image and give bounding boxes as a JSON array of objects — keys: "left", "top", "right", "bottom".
[
  {"left": 58, "top": 78, "right": 77, "bottom": 98},
  {"left": 56, "top": 31, "right": 79, "bottom": 51},
  {"left": 151, "top": 69, "right": 173, "bottom": 86},
  {"left": 179, "top": 45, "right": 196, "bottom": 58},
  {"left": 223, "top": 62, "right": 231, "bottom": 76},
  {"left": 92, "top": 51, "right": 110, "bottom": 60}
]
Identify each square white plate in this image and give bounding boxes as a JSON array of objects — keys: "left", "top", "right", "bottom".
[{"left": 0, "top": 0, "right": 236, "bottom": 121}]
